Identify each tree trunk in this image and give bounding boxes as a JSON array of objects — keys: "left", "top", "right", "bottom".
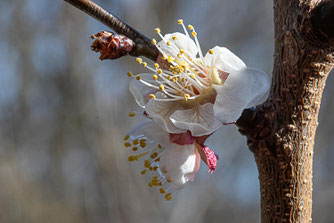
[{"left": 237, "top": 0, "right": 334, "bottom": 222}]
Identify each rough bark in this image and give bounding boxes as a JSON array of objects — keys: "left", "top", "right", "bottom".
[
  {"left": 64, "top": 0, "right": 334, "bottom": 222},
  {"left": 237, "top": 1, "right": 334, "bottom": 222}
]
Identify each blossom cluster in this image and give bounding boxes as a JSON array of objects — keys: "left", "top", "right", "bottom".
[{"left": 124, "top": 19, "right": 270, "bottom": 200}]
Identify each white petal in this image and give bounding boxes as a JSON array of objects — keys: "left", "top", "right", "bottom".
[
  {"left": 145, "top": 93, "right": 186, "bottom": 134},
  {"left": 129, "top": 73, "right": 158, "bottom": 108},
  {"left": 204, "top": 46, "right": 246, "bottom": 74},
  {"left": 159, "top": 143, "right": 200, "bottom": 189},
  {"left": 139, "top": 121, "right": 171, "bottom": 147},
  {"left": 170, "top": 103, "right": 222, "bottom": 137},
  {"left": 158, "top": 32, "right": 198, "bottom": 58},
  {"left": 213, "top": 67, "right": 270, "bottom": 123}
]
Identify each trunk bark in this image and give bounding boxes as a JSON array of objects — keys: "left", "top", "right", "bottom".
[{"left": 238, "top": 0, "right": 334, "bottom": 222}]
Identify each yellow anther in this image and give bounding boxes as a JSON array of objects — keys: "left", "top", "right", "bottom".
[
  {"left": 133, "top": 139, "right": 139, "bottom": 145},
  {"left": 155, "top": 28, "right": 161, "bottom": 33},
  {"left": 153, "top": 176, "right": 158, "bottom": 180},
  {"left": 167, "top": 75, "right": 172, "bottom": 80},
  {"left": 144, "top": 160, "right": 151, "bottom": 168},
  {"left": 127, "top": 72, "right": 133, "bottom": 77},
  {"left": 136, "top": 75, "right": 141, "bottom": 80},
  {"left": 167, "top": 56, "right": 173, "bottom": 63},
  {"left": 140, "top": 143, "right": 147, "bottom": 148},
  {"left": 188, "top": 24, "right": 194, "bottom": 30},
  {"left": 153, "top": 166, "right": 158, "bottom": 171},
  {"left": 136, "top": 58, "right": 143, "bottom": 64},
  {"left": 179, "top": 49, "right": 185, "bottom": 54},
  {"left": 154, "top": 63, "right": 159, "bottom": 68},
  {"left": 128, "top": 112, "right": 136, "bottom": 117},
  {"left": 184, "top": 94, "right": 190, "bottom": 101},
  {"left": 159, "top": 85, "right": 165, "bottom": 91},
  {"left": 124, "top": 135, "right": 130, "bottom": 141},
  {"left": 142, "top": 62, "right": 147, "bottom": 67},
  {"left": 148, "top": 182, "right": 153, "bottom": 187},
  {"left": 172, "top": 36, "right": 178, "bottom": 40},
  {"left": 177, "top": 19, "right": 183, "bottom": 24},
  {"left": 181, "top": 77, "right": 185, "bottom": 82},
  {"left": 151, "top": 38, "right": 157, "bottom": 45},
  {"left": 132, "top": 147, "right": 138, "bottom": 151},
  {"left": 167, "top": 41, "right": 172, "bottom": 46},
  {"left": 160, "top": 188, "right": 166, "bottom": 194},
  {"left": 166, "top": 179, "right": 172, "bottom": 183},
  {"left": 172, "top": 77, "right": 178, "bottom": 82},
  {"left": 157, "top": 69, "right": 163, "bottom": 74},
  {"left": 152, "top": 75, "right": 158, "bottom": 80},
  {"left": 149, "top": 94, "right": 156, "bottom": 99},
  {"left": 151, "top": 179, "right": 160, "bottom": 186},
  {"left": 191, "top": 31, "right": 197, "bottom": 37},
  {"left": 162, "top": 55, "right": 167, "bottom": 60},
  {"left": 141, "top": 169, "right": 147, "bottom": 175},
  {"left": 154, "top": 157, "right": 160, "bottom": 162},
  {"left": 209, "top": 49, "right": 214, "bottom": 54},
  {"left": 190, "top": 73, "right": 196, "bottom": 79},
  {"left": 124, "top": 142, "right": 131, "bottom": 147},
  {"left": 128, "top": 155, "right": 137, "bottom": 162},
  {"left": 158, "top": 144, "right": 163, "bottom": 149},
  {"left": 165, "top": 193, "right": 173, "bottom": 201},
  {"left": 139, "top": 139, "right": 146, "bottom": 143},
  {"left": 177, "top": 53, "right": 182, "bottom": 58}
]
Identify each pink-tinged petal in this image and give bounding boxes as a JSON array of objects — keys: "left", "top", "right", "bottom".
[
  {"left": 159, "top": 143, "right": 201, "bottom": 189},
  {"left": 158, "top": 32, "right": 198, "bottom": 58},
  {"left": 196, "top": 144, "right": 218, "bottom": 173},
  {"left": 169, "top": 131, "right": 194, "bottom": 145},
  {"left": 213, "top": 67, "right": 270, "bottom": 123},
  {"left": 203, "top": 46, "right": 246, "bottom": 74},
  {"left": 129, "top": 73, "right": 158, "bottom": 108},
  {"left": 145, "top": 93, "right": 185, "bottom": 134},
  {"left": 170, "top": 103, "right": 222, "bottom": 137}
]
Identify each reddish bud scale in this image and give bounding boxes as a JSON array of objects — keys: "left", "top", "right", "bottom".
[{"left": 91, "top": 31, "right": 134, "bottom": 60}]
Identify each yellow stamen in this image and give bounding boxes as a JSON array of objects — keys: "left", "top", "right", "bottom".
[
  {"left": 167, "top": 41, "right": 172, "bottom": 46},
  {"left": 160, "top": 188, "right": 166, "bottom": 194},
  {"left": 132, "top": 139, "right": 139, "bottom": 145},
  {"left": 165, "top": 193, "right": 173, "bottom": 201},
  {"left": 127, "top": 72, "right": 133, "bottom": 77},
  {"left": 155, "top": 28, "right": 161, "bottom": 34},
  {"left": 191, "top": 31, "right": 197, "bottom": 37},
  {"left": 128, "top": 112, "right": 136, "bottom": 117},
  {"left": 141, "top": 169, "right": 147, "bottom": 175},
  {"left": 151, "top": 39, "right": 157, "bottom": 45},
  {"left": 142, "top": 62, "right": 147, "bottom": 67},
  {"left": 157, "top": 69, "right": 163, "bottom": 74},
  {"left": 188, "top": 24, "right": 194, "bottom": 30},
  {"left": 179, "top": 49, "right": 185, "bottom": 54},
  {"left": 190, "top": 73, "right": 196, "bottom": 79},
  {"left": 149, "top": 94, "right": 156, "bottom": 99},
  {"left": 177, "top": 53, "right": 182, "bottom": 58},
  {"left": 172, "top": 36, "right": 178, "bottom": 40},
  {"left": 159, "top": 85, "right": 164, "bottom": 91},
  {"left": 136, "top": 58, "right": 142, "bottom": 64},
  {"left": 124, "top": 142, "right": 131, "bottom": 147},
  {"left": 184, "top": 94, "right": 190, "bottom": 101},
  {"left": 152, "top": 75, "right": 158, "bottom": 80},
  {"left": 124, "top": 135, "right": 129, "bottom": 141},
  {"left": 154, "top": 63, "right": 159, "bottom": 68},
  {"left": 177, "top": 19, "right": 183, "bottom": 24},
  {"left": 128, "top": 155, "right": 137, "bottom": 161},
  {"left": 162, "top": 55, "right": 167, "bottom": 60},
  {"left": 209, "top": 49, "right": 214, "bottom": 54},
  {"left": 132, "top": 147, "right": 138, "bottom": 151},
  {"left": 136, "top": 75, "right": 141, "bottom": 80}
]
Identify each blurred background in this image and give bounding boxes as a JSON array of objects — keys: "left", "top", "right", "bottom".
[{"left": 0, "top": 0, "right": 333, "bottom": 222}]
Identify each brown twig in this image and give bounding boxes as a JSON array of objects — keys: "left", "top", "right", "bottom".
[{"left": 63, "top": 0, "right": 159, "bottom": 61}]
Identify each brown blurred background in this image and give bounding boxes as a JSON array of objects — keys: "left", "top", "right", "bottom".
[{"left": 0, "top": 0, "right": 333, "bottom": 222}]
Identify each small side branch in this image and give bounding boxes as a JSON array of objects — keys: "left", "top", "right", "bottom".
[{"left": 64, "top": 0, "right": 159, "bottom": 61}]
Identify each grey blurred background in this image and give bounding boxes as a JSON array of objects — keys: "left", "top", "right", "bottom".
[{"left": 0, "top": 0, "right": 333, "bottom": 222}]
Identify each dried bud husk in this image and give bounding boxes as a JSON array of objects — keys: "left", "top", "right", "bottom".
[{"left": 91, "top": 31, "right": 134, "bottom": 60}]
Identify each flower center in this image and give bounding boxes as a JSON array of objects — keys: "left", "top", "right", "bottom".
[{"left": 127, "top": 19, "right": 224, "bottom": 102}]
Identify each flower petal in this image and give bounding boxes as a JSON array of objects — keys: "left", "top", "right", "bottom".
[
  {"left": 204, "top": 46, "right": 246, "bottom": 74},
  {"left": 213, "top": 67, "right": 270, "bottom": 123},
  {"left": 139, "top": 121, "right": 171, "bottom": 147},
  {"left": 159, "top": 143, "right": 201, "bottom": 189},
  {"left": 170, "top": 103, "right": 222, "bottom": 137},
  {"left": 145, "top": 93, "right": 185, "bottom": 133},
  {"left": 158, "top": 32, "right": 198, "bottom": 58},
  {"left": 129, "top": 73, "right": 158, "bottom": 108}
]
